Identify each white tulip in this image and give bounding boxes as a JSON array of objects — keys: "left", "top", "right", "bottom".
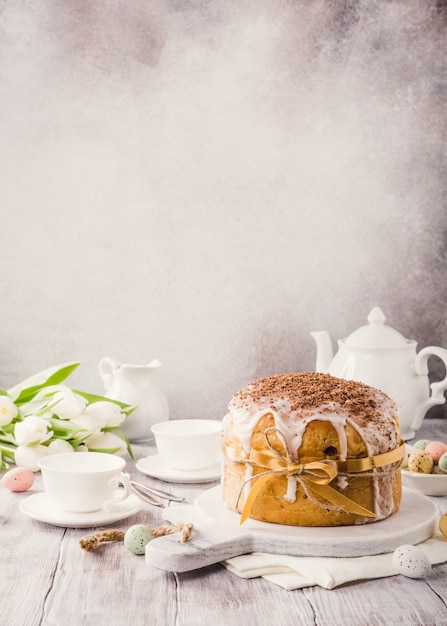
[
  {"left": 14, "top": 415, "right": 53, "bottom": 446},
  {"left": 33, "top": 384, "right": 70, "bottom": 403},
  {"left": 14, "top": 444, "right": 49, "bottom": 471},
  {"left": 71, "top": 414, "right": 101, "bottom": 437},
  {"left": 47, "top": 439, "right": 75, "bottom": 454},
  {"left": 18, "top": 397, "right": 54, "bottom": 419},
  {"left": 0, "top": 395, "right": 18, "bottom": 427},
  {"left": 51, "top": 389, "right": 87, "bottom": 420},
  {"left": 86, "top": 432, "right": 128, "bottom": 456},
  {"left": 82, "top": 401, "right": 126, "bottom": 428}
]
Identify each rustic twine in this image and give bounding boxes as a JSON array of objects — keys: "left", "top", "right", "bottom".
[{"left": 79, "top": 522, "right": 194, "bottom": 552}]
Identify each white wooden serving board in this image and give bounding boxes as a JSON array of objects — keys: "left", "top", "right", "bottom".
[{"left": 145, "top": 486, "right": 438, "bottom": 572}]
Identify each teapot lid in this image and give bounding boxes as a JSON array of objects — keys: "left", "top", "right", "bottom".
[{"left": 342, "top": 307, "right": 410, "bottom": 348}]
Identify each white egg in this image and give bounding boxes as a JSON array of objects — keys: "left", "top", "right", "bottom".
[{"left": 392, "top": 544, "right": 431, "bottom": 579}]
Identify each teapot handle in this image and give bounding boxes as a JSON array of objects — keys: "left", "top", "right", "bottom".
[
  {"left": 412, "top": 346, "right": 447, "bottom": 431},
  {"left": 98, "top": 357, "right": 119, "bottom": 390}
]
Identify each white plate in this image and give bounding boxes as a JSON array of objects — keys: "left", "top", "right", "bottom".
[
  {"left": 20, "top": 492, "right": 142, "bottom": 528},
  {"left": 195, "top": 485, "right": 438, "bottom": 553},
  {"left": 136, "top": 454, "right": 222, "bottom": 483}
]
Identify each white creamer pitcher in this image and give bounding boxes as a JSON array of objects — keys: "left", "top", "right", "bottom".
[{"left": 99, "top": 358, "right": 169, "bottom": 442}]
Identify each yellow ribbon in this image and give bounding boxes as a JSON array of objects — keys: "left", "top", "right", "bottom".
[{"left": 235, "top": 428, "right": 405, "bottom": 525}]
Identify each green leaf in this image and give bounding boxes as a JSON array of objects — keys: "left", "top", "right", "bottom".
[
  {"left": 117, "top": 430, "right": 134, "bottom": 460},
  {"left": 0, "top": 388, "right": 8, "bottom": 396},
  {"left": 87, "top": 446, "right": 122, "bottom": 454},
  {"left": 19, "top": 397, "right": 59, "bottom": 418},
  {"left": 66, "top": 433, "right": 91, "bottom": 447},
  {"left": 72, "top": 389, "right": 137, "bottom": 416},
  {"left": 0, "top": 450, "right": 15, "bottom": 465},
  {"left": 0, "top": 441, "right": 16, "bottom": 455},
  {"left": 26, "top": 438, "right": 46, "bottom": 447},
  {"left": 8, "top": 362, "right": 81, "bottom": 404},
  {"left": 0, "top": 423, "right": 16, "bottom": 436},
  {"left": 0, "top": 430, "right": 17, "bottom": 445},
  {"left": 48, "top": 417, "right": 88, "bottom": 438},
  {"left": 34, "top": 399, "right": 62, "bottom": 418}
]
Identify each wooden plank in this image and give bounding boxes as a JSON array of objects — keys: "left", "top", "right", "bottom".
[
  {"left": 175, "top": 564, "right": 317, "bottom": 626},
  {"left": 303, "top": 574, "right": 447, "bottom": 626}
]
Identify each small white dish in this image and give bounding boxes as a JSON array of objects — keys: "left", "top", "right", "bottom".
[
  {"left": 20, "top": 492, "right": 141, "bottom": 528},
  {"left": 151, "top": 419, "right": 222, "bottom": 471},
  {"left": 401, "top": 468, "right": 447, "bottom": 496},
  {"left": 136, "top": 454, "right": 221, "bottom": 483}
]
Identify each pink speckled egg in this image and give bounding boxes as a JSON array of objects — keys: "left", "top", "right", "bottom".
[
  {"left": 2, "top": 467, "right": 35, "bottom": 492},
  {"left": 424, "top": 441, "right": 447, "bottom": 464}
]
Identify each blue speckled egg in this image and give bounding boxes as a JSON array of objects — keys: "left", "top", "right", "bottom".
[
  {"left": 124, "top": 525, "right": 154, "bottom": 555},
  {"left": 438, "top": 452, "right": 447, "bottom": 474},
  {"left": 392, "top": 544, "right": 431, "bottom": 579},
  {"left": 412, "top": 439, "right": 431, "bottom": 452}
]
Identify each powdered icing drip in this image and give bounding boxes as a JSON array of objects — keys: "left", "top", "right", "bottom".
[{"left": 229, "top": 372, "right": 399, "bottom": 458}]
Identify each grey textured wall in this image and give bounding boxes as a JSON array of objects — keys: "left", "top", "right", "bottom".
[{"left": 1, "top": 0, "right": 447, "bottom": 420}]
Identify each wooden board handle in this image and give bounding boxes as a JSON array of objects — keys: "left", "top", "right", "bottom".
[{"left": 145, "top": 524, "right": 253, "bottom": 572}]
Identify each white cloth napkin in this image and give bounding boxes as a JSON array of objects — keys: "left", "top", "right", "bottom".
[
  {"left": 222, "top": 535, "right": 447, "bottom": 590},
  {"left": 163, "top": 506, "right": 447, "bottom": 591}
]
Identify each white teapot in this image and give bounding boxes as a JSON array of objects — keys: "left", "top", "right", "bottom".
[
  {"left": 310, "top": 307, "right": 447, "bottom": 440},
  {"left": 99, "top": 358, "right": 169, "bottom": 442}
]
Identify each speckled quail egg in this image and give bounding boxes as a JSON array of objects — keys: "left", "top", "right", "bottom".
[
  {"left": 407, "top": 450, "right": 434, "bottom": 474},
  {"left": 412, "top": 439, "right": 431, "bottom": 452},
  {"left": 425, "top": 441, "right": 447, "bottom": 463},
  {"left": 124, "top": 524, "right": 154, "bottom": 555},
  {"left": 392, "top": 544, "right": 431, "bottom": 579},
  {"left": 439, "top": 513, "right": 447, "bottom": 538},
  {"left": 2, "top": 467, "right": 35, "bottom": 492},
  {"left": 438, "top": 453, "right": 447, "bottom": 474}
]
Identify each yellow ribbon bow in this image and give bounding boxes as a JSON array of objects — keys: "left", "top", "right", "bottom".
[{"left": 238, "top": 427, "right": 402, "bottom": 524}]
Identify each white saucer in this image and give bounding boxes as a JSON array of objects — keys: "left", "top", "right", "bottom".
[
  {"left": 20, "top": 492, "right": 142, "bottom": 528},
  {"left": 136, "top": 454, "right": 222, "bottom": 483}
]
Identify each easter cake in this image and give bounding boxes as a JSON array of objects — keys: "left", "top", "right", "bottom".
[{"left": 222, "top": 371, "right": 404, "bottom": 526}]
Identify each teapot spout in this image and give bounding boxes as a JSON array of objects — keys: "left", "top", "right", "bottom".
[{"left": 310, "top": 331, "right": 333, "bottom": 373}]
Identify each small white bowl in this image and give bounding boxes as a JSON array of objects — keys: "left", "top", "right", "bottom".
[
  {"left": 151, "top": 419, "right": 222, "bottom": 471},
  {"left": 401, "top": 468, "right": 447, "bottom": 497}
]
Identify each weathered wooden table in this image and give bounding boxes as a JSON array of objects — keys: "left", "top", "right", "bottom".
[{"left": 2, "top": 419, "right": 447, "bottom": 626}]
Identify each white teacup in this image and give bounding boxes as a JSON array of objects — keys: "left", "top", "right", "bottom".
[
  {"left": 151, "top": 419, "right": 222, "bottom": 471},
  {"left": 38, "top": 452, "right": 131, "bottom": 513}
]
